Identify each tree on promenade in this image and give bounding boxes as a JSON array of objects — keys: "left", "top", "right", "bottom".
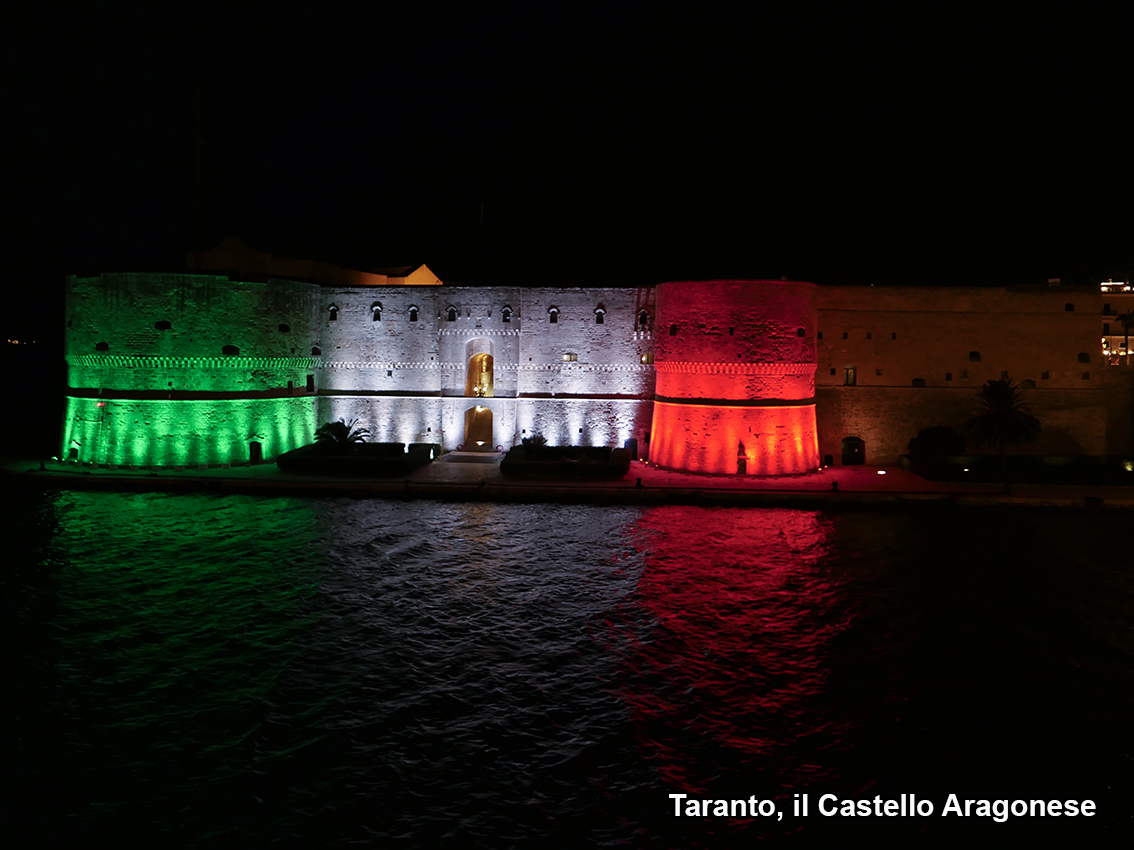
[{"left": 965, "top": 379, "right": 1041, "bottom": 490}]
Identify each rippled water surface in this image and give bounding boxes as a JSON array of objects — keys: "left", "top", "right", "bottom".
[{"left": 6, "top": 490, "right": 1134, "bottom": 846}]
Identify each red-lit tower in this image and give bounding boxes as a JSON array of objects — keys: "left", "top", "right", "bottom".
[{"left": 649, "top": 280, "right": 819, "bottom": 475}]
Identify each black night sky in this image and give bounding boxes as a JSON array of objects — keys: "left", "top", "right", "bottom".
[{"left": 5, "top": 1, "right": 1134, "bottom": 346}]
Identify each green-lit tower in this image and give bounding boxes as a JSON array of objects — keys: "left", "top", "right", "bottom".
[{"left": 62, "top": 272, "right": 320, "bottom": 467}]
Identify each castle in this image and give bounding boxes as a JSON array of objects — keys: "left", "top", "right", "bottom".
[{"left": 60, "top": 239, "right": 1132, "bottom": 473}]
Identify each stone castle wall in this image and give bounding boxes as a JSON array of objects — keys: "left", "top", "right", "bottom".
[{"left": 61, "top": 272, "right": 1132, "bottom": 469}]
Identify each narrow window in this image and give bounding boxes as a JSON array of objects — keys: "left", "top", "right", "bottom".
[
  {"left": 502, "top": 307, "right": 512, "bottom": 323},
  {"left": 95, "top": 341, "right": 109, "bottom": 352},
  {"left": 844, "top": 367, "right": 856, "bottom": 386},
  {"left": 548, "top": 307, "right": 559, "bottom": 324},
  {"left": 946, "top": 372, "right": 952, "bottom": 381},
  {"left": 817, "top": 331, "right": 823, "bottom": 339},
  {"left": 669, "top": 324, "right": 677, "bottom": 336},
  {"left": 875, "top": 368, "right": 882, "bottom": 376},
  {"left": 830, "top": 368, "right": 836, "bottom": 375},
  {"left": 797, "top": 328, "right": 805, "bottom": 337},
  {"left": 892, "top": 332, "right": 897, "bottom": 340},
  {"left": 912, "top": 378, "right": 926, "bottom": 387},
  {"left": 287, "top": 380, "right": 293, "bottom": 389},
  {"left": 1104, "top": 323, "right": 1111, "bottom": 334},
  {"left": 409, "top": 306, "right": 419, "bottom": 322},
  {"left": 328, "top": 306, "right": 338, "bottom": 321},
  {"left": 595, "top": 310, "right": 605, "bottom": 325},
  {"left": 1065, "top": 303, "right": 1075, "bottom": 312},
  {"left": 278, "top": 323, "right": 290, "bottom": 333},
  {"left": 372, "top": 302, "right": 382, "bottom": 321},
  {"left": 155, "top": 320, "right": 172, "bottom": 330},
  {"left": 969, "top": 351, "right": 981, "bottom": 362},
  {"left": 842, "top": 332, "right": 848, "bottom": 339},
  {"left": 306, "top": 374, "right": 315, "bottom": 392},
  {"left": 637, "top": 311, "right": 650, "bottom": 328},
  {"left": 866, "top": 332, "right": 872, "bottom": 339},
  {"left": 1078, "top": 352, "right": 1090, "bottom": 363},
  {"left": 1104, "top": 303, "right": 1112, "bottom": 315},
  {"left": 223, "top": 344, "right": 240, "bottom": 355},
  {"left": 728, "top": 327, "right": 734, "bottom": 336},
  {"left": 447, "top": 307, "right": 457, "bottom": 322}
]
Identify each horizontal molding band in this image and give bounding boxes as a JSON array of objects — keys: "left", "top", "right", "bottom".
[
  {"left": 654, "top": 395, "right": 816, "bottom": 408},
  {"left": 65, "top": 388, "right": 314, "bottom": 401},
  {"left": 655, "top": 361, "right": 816, "bottom": 375},
  {"left": 66, "top": 354, "right": 320, "bottom": 369}
]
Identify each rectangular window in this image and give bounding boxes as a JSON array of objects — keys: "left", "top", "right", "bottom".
[
  {"left": 866, "top": 332, "right": 872, "bottom": 339},
  {"left": 1104, "top": 303, "right": 1112, "bottom": 315},
  {"left": 892, "top": 332, "right": 897, "bottom": 340},
  {"left": 842, "top": 332, "right": 848, "bottom": 339},
  {"left": 562, "top": 353, "right": 577, "bottom": 361},
  {"left": 961, "top": 369, "right": 968, "bottom": 379},
  {"left": 946, "top": 372, "right": 952, "bottom": 381},
  {"left": 844, "top": 366, "right": 856, "bottom": 386},
  {"left": 1104, "top": 323, "right": 1111, "bottom": 334},
  {"left": 830, "top": 367, "right": 836, "bottom": 375},
  {"left": 1001, "top": 370, "right": 1009, "bottom": 378},
  {"left": 1042, "top": 371, "right": 1050, "bottom": 379},
  {"left": 1083, "top": 372, "right": 1091, "bottom": 380},
  {"left": 817, "top": 331, "right": 823, "bottom": 339},
  {"left": 306, "top": 374, "right": 315, "bottom": 392}
]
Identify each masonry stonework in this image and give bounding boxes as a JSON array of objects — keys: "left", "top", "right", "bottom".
[{"left": 61, "top": 270, "right": 1133, "bottom": 470}]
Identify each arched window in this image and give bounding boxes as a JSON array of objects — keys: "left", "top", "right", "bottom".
[
  {"left": 446, "top": 306, "right": 458, "bottom": 322},
  {"left": 222, "top": 344, "right": 240, "bottom": 356},
  {"left": 637, "top": 310, "right": 650, "bottom": 329},
  {"left": 1078, "top": 352, "right": 1090, "bottom": 363},
  {"left": 501, "top": 306, "right": 512, "bottom": 323},
  {"left": 969, "top": 351, "right": 981, "bottom": 362},
  {"left": 328, "top": 305, "right": 338, "bottom": 322},
  {"left": 912, "top": 378, "right": 927, "bottom": 387},
  {"left": 95, "top": 341, "right": 109, "bottom": 352},
  {"left": 548, "top": 307, "right": 559, "bottom": 324},
  {"left": 595, "top": 307, "right": 605, "bottom": 325},
  {"left": 371, "top": 302, "right": 382, "bottom": 322},
  {"left": 155, "top": 320, "right": 172, "bottom": 331},
  {"left": 797, "top": 328, "right": 806, "bottom": 336},
  {"left": 311, "top": 346, "right": 321, "bottom": 356},
  {"left": 409, "top": 306, "right": 419, "bottom": 322},
  {"left": 278, "top": 323, "right": 290, "bottom": 333}
]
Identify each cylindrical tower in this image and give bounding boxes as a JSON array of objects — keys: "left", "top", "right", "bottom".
[{"left": 648, "top": 280, "right": 819, "bottom": 475}]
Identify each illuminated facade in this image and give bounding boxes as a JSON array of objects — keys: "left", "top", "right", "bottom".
[{"left": 61, "top": 260, "right": 1131, "bottom": 471}]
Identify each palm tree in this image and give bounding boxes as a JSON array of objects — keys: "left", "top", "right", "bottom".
[
  {"left": 965, "top": 379, "right": 1041, "bottom": 488},
  {"left": 315, "top": 418, "right": 371, "bottom": 449},
  {"left": 1117, "top": 310, "right": 1134, "bottom": 366}
]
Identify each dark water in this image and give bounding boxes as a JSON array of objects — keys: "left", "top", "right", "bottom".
[{"left": 5, "top": 489, "right": 1134, "bottom": 847}]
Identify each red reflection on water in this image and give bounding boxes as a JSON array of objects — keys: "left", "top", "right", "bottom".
[{"left": 620, "top": 506, "right": 842, "bottom": 794}]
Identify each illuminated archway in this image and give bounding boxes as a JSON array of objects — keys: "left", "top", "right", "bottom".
[
  {"left": 463, "top": 405, "right": 493, "bottom": 451},
  {"left": 465, "top": 352, "right": 494, "bottom": 397}
]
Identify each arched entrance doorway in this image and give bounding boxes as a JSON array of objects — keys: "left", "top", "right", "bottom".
[
  {"left": 465, "top": 352, "right": 494, "bottom": 397},
  {"left": 841, "top": 436, "right": 865, "bottom": 465},
  {"left": 463, "top": 405, "right": 493, "bottom": 451}
]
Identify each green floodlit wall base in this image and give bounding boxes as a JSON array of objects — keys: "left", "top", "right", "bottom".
[{"left": 61, "top": 396, "right": 317, "bottom": 467}]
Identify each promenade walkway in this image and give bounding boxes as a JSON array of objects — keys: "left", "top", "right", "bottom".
[{"left": 6, "top": 454, "right": 1134, "bottom": 508}]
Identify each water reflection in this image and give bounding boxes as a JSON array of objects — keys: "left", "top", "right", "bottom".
[{"left": 624, "top": 508, "right": 844, "bottom": 797}]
